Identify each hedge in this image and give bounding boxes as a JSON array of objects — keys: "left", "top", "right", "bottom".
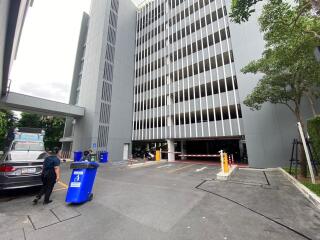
[{"left": 307, "top": 116, "right": 320, "bottom": 162}]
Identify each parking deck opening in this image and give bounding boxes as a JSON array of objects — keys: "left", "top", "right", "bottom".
[{"left": 175, "top": 139, "right": 248, "bottom": 165}]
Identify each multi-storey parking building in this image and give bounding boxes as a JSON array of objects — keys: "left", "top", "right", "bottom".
[
  {"left": 132, "top": 0, "right": 244, "bottom": 161},
  {"left": 62, "top": 0, "right": 315, "bottom": 167}
]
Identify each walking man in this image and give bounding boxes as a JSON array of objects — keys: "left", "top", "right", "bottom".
[{"left": 33, "top": 147, "right": 61, "bottom": 205}]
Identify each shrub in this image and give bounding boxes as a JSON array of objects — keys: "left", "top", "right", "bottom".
[{"left": 307, "top": 116, "right": 320, "bottom": 162}]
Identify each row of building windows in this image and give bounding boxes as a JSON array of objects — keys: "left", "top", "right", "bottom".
[
  {"left": 103, "top": 61, "right": 114, "bottom": 83},
  {"left": 97, "top": 125, "right": 109, "bottom": 148},
  {"left": 137, "top": 0, "right": 224, "bottom": 46},
  {"left": 110, "top": 0, "right": 119, "bottom": 12},
  {"left": 134, "top": 76, "right": 238, "bottom": 112},
  {"left": 134, "top": 65, "right": 234, "bottom": 94},
  {"left": 99, "top": 102, "right": 112, "bottom": 124},
  {"left": 135, "top": 27, "right": 229, "bottom": 76},
  {"left": 138, "top": 3, "right": 165, "bottom": 32},
  {"left": 101, "top": 81, "right": 113, "bottom": 102},
  {"left": 135, "top": 51, "right": 234, "bottom": 91},
  {"left": 136, "top": 7, "right": 226, "bottom": 62},
  {"left": 97, "top": 0, "right": 119, "bottom": 150},
  {"left": 109, "top": 10, "right": 118, "bottom": 29},
  {"left": 138, "top": 0, "right": 188, "bottom": 32},
  {"left": 133, "top": 104, "right": 242, "bottom": 129}
]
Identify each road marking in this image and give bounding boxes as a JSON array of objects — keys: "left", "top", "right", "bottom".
[
  {"left": 58, "top": 181, "right": 68, "bottom": 188},
  {"left": 53, "top": 187, "right": 67, "bottom": 192},
  {"left": 53, "top": 181, "right": 68, "bottom": 192},
  {"left": 128, "top": 161, "right": 162, "bottom": 168},
  {"left": 157, "top": 164, "right": 172, "bottom": 169},
  {"left": 195, "top": 167, "right": 207, "bottom": 172},
  {"left": 168, "top": 164, "right": 195, "bottom": 173}
]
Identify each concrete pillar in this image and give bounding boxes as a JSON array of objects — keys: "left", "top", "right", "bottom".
[
  {"left": 181, "top": 140, "right": 187, "bottom": 160},
  {"left": 167, "top": 116, "right": 173, "bottom": 126},
  {"left": 167, "top": 139, "right": 175, "bottom": 162}
]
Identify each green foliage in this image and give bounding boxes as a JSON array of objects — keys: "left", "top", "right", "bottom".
[
  {"left": 230, "top": 0, "right": 320, "bottom": 25},
  {"left": 41, "top": 117, "right": 65, "bottom": 151},
  {"left": 17, "top": 113, "right": 42, "bottom": 128},
  {"left": 307, "top": 116, "right": 320, "bottom": 161},
  {"left": 230, "top": 0, "right": 263, "bottom": 23},
  {"left": 17, "top": 113, "right": 65, "bottom": 151},
  {"left": 242, "top": 0, "right": 320, "bottom": 121},
  {"left": 0, "top": 112, "right": 7, "bottom": 138},
  {"left": 302, "top": 181, "right": 320, "bottom": 196},
  {"left": 284, "top": 167, "right": 320, "bottom": 196},
  {"left": 0, "top": 110, "right": 17, "bottom": 150}
]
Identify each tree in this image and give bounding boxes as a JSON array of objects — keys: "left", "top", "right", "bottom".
[
  {"left": 242, "top": 0, "right": 320, "bottom": 176},
  {"left": 0, "top": 109, "right": 17, "bottom": 150},
  {"left": 41, "top": 117, "right": 65, "bottom": 151},
  {"left": 18, "top": 113, "right": 42, "bottom": 128},
  {"left": 230, "top": 0, "right": 320, "bottom": 38},
  {"left": 17, "top": 113, "right": 65, "bottom": 150},
  {"left": 230, "top": 0, "right": 264, "bottom": 23}
]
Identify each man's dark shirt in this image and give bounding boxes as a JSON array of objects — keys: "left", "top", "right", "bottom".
[{"left": 43, "top": 156, "right": 60, "bottom": 172}]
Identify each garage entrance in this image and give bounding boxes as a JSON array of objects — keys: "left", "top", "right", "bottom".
[{"left": 176, "top": 138, "right": 248, "bottom": 164}]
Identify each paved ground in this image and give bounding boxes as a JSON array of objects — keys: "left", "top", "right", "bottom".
[{"left": 0, "top": 161, "right": 320, "bottom": 240}]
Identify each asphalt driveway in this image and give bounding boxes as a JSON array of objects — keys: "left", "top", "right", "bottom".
[{"left": 0, "top": 161, "right": 319, "bottom": 240}]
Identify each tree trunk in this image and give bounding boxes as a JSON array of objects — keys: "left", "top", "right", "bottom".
[{"left": 295, "top": 107, "right": 308, "bottom": 177}]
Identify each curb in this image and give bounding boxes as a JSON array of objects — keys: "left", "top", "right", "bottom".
[
  {"left": 279, "top": 167, "right": 320, "bottom": 210},
  {"left": 217, "top": 165, "right": 238, "bottom": 180},
  {"left": 239, "top": 167, "right": 279, "bottom": 172}
]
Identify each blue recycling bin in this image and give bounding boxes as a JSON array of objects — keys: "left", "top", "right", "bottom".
[
  {"left": 73, "top": 151, "right": 83, "bottom": 162},
  {"left": 65, "top": 161, "right": 99, "bottom": 204},
  {"left": 99, "top": 152, "right": 108, "bottom": 163}
]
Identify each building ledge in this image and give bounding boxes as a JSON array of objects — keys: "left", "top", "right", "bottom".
[{"left": 0, "top": 92, "right": 85, "bottom": 118}]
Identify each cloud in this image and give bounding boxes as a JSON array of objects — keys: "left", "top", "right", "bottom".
[
  {"left": 9, "top": 0, "right": 91, "bottom": 104},
  {"left": 15, "top": 81, "right": 70, "bottom": 103}
]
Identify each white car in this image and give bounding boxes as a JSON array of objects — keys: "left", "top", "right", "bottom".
[{"left": 0, "top": 141, "right": 48, "bottom": 190}]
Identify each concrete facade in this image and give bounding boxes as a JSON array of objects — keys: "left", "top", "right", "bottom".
[
  {"left": 107, "top": 0, "right": 136, "bottom": 161},
  {"left": 133, "top": 0, "right": 243, "bottom": 142},
  {"left": 64, "top": 0, "right": 316, "bottom": 167},
  {"left": 63, "top": 0, "right": 136, "bottom": 161}
]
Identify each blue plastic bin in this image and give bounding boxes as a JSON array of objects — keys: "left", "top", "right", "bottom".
[
  {"left": 65, "top": 161, "right": 99, "bottom": 204},
  {"left": 99, "top": 152, "right": 108, "bottom": 163},
  {"left": 74, "top": 151, "right": 83, "bottom": 162}
]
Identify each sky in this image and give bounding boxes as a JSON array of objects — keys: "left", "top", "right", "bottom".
[
  {"left": 10, "top": 0, "right": 148, "bottom": 105},
  {"left": 10, "top": 0, "right": 92, "bottom": 103}
]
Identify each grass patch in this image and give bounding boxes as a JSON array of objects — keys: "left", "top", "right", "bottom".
[
  {"left": 301, "top": 182, "right": 320, "bottom": 197},
  {"left": 282, "top": 167, "right": 320, "bottom": 197}
]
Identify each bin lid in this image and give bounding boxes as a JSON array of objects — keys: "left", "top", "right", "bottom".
[{"left": 70, "top": 161, "right": 100, "bottom": 169}]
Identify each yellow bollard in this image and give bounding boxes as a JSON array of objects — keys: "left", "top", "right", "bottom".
[
  {"left": 223, "top": 153, "right": 229, "bottom": 173},
  {"left": 156, "top": 150, "right": 161, "bottom": 161}
]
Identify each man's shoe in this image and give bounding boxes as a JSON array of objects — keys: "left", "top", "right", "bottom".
[{"left": 43, "top": 200, "right": 53, "bottom": 205}]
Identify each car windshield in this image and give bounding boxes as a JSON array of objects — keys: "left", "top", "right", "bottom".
[{"left": 12, "top": 141, "right": 44, "bottom": 151}]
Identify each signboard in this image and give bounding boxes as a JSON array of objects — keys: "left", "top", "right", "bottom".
[
  {"left": 15, "top": 133, "right": 43, "bottom": 142},
  {"left": 70, "top": 170, "right": 84, "bottom": 188}
]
